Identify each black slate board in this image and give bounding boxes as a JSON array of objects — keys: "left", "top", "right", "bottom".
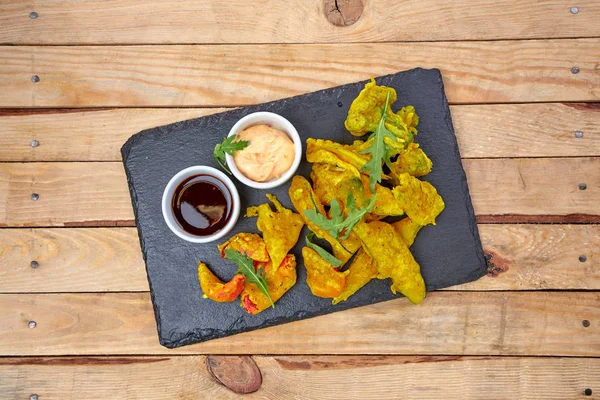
[{"left": 121, "top": 68, "right": 487, "bottom": 348}]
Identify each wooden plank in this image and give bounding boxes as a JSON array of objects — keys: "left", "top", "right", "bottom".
[
  {"left": 0, "top": 292, "right": 597, "bottom": 355},
  {"left": 0, "top": 356, "right": 597, "bottom": 400},
  {"left": 1, "top": 158, "right": 598, "bottom": 227},
  {"left": 1, "top": 104, "right": 599, "bottom": 162},
  {"left": 0, "top": 225, "right": 598, "bottom": 293},
  {"left": 1, "top": 0, "right": 599, "bottom": 44},
  {"left": 1, "top": 40, "right": 599, "bottom": 107}
]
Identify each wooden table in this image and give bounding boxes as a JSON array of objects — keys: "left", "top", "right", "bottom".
[{"left": 0, "top": 1, "right": 599, "bottom": 398}]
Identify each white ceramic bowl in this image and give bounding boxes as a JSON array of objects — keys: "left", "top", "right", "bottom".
[
  {"left": 162, "top": 166, "right": 240, "bottom": 243},
  {"left": 225, "top": 112, "right": 302, "bottom": 189}
]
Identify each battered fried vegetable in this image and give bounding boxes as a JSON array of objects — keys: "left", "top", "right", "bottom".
[
  {"left": 246, "top": 194, "right": 304, "bottom": 270},
  {"left": 302, "top": 247, "right": 349, "bottom": 298},
  {"left": 332, "top": 248, "right": 378, "bottom": 305},
  {"left": 344, "top": 78, "right": 419, "bottom": 144},
  {"left": 392, "top": 173, "right": 445, "bottom": 226},
  {"left": 390, "top": 143, "right": 432, "bottom": 179},
  {"left": 310, "top": 163, "right": 404, "bottom": 217},
  {"left": 306, "top": 139, "right": 364, "bottom": 177},
  {"left": 353, "top": 221, "right": 426, "bottom": 304},
  {"left": 392, "top": 217, "right": 422, "bottom": 247},
  {"left": 240, "top": 254, "right": 297, "bottom": 315},
  {"left": 310, "top": 163, "right": 356, "bottom": 206},
  {"left": 344, "top": 79, "right": 398, "bottom": 137},
  {"left": 198, "top": 262, "right": 245, "bottom": 303},
  {"left": 218, "top": 232, "right": 270, "bottom": 262},
  {"left": 288, "top": 176, "right": 361, "bottom": 263}
]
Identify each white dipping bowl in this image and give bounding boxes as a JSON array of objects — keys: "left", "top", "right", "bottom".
[
  {"left": 225, "top": 112, "right": 302, "bottom": 189},
  {"left": 162, "top": 166, "right": 240, "bottom": 243}
]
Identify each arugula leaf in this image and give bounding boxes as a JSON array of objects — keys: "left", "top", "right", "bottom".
[
  {"left": 305, "top": 232, "right": 342, "bottom": 268},
  {"left": 360, "top": 91, "right": 397, "bottom": 193},
  {"left": 304, "top": 192, "right": 377, "bottom": 240},
  {"left": 213, "top": 136, "right": 250, "bottom": 174},
  {"left": 224, "top": 249, "right": 274, "bottom": 308}
]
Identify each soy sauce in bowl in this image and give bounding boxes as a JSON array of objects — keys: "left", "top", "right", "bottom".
[{"left": 171, "top": 174, "right": 233, "bottom": 236}]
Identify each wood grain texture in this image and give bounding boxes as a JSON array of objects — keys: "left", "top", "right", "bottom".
[
  {"left": 0, "top": 356, "right": 597, "bottom": 400},
  {"left": 0, "top": 225, "right": 597, "bottom": 293},
  {"left": 1, "top": 104, "right": 599, "bottom": 161},
  {"left": 1, "top": 158, "right": 598, "bottom": 227},
  {"left": 1, "top": 40, "right": 599, "bottom": 107},
  {"left": 1, "top": 0, "right": 599, "bottom": 44},
  {"left": 0, "top": 292, "right": 597, "bottom": 355}
]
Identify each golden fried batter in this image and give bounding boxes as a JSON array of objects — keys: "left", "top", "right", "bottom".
[
  {"left": 240, "top": 254, "right": 297, "bottom": 315},
  {"left": 217, "top": 232, "right": 270, "bottom": 262},
  {"left": 353, "top": 221, "right": 426, "bottom": 304},
  {"left": 246, "top": 194, "right": 304, "bottom": 269},
  {"left": 198, "top": 262, "right": 245, "bottom": 303},
  {"left": 288, "top": 176, "right": 361, "bottom": 263},
  {"left": 392, "top": 173, "right": 445, "bottom": 226},
  {"left": 344, "top": 78, "right": 419, "bottom": 144},
  {"left": 390, "top": 143, "right": 432, "bottom": 179},
  {"left": 392, "top": 217, "right": 422, "bottom": 247},
  {"left": 302, "top": 247, "right": 349, "bottom": 298},
  {"left": 332, "top": 248, "right": 378, "bottom": 305}
]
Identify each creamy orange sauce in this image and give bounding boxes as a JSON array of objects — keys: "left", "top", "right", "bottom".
[{"left": 233, "top": 124, "right": 295, "bottom": 182}]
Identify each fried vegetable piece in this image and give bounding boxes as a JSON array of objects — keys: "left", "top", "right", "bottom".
[
  {"left": 302, "top": 247, "right": 349, "bottom": 298},
  {"left": 246, "top": 194, "right": 304, "bottom": 270},
  {"left": 218, "top": 232, "right": 270, "bottom": 262},
  {"left": 344, "top": 79, "right": 398, "bottom": 137},
  {"left": 306, "top": 138, "right": 369, "bottom": 174},
  {"left": 240, "top": 254, "right": 297, "bottom": 314},
  {"left": 344, "top": 78, "right": 419, "bottom": 144},
  {"left": 310, "top": 163, "right": 356, "bottom": 206},
  {"left": 353, "top": 221, "right": 426, "bottom": 304},
  {"left": 198, "top": 262, "right": 245, "bottom": 302},
  {"left": 392, "top": 173, "right": 445, "bottom": 226},
  {"left": 332, "top": 248, "right": 378, "bottom": 305},
  {"left": 310, "top": 163, "right": 403, "bottom": 217},
  {"left": 288, "top": 176, "right": 360, "bottom": 263},
  {"left": 392, "top": 217, "right": 423, "bottom": 247},
  {"left": 390, "top": 143, "right": 432, "bottom": 179}
]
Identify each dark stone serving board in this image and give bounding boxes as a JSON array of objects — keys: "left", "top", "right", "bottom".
[{"left": 121, "top": 68, "right": 487, "bottom": 349}]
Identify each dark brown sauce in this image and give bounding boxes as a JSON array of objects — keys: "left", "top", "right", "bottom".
[{"left": 172, "top": 174, "right": 233, "bottom": 236}]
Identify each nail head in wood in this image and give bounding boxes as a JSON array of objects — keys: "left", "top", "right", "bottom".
[
  {"left": 30, "top": 260, "right": 39, "bottom": 268},
  {"left": 29, "top": 12, "right": 38, "bottom": 19},
  {"left": 31, "top": 139, "right": 40, "bottom": 148},
  {"left": 31, "top": 193, "right": 39, "bottom": 201},
  {"left": 30, "top": 395, "right": 38, "bottom": 400},
  {"left": 579, "top": 183, "right": 587, "bottom": 190},
  {"left": 571, "top": 66, "right": 580, "bottom": 74},
  {"left": 206, "top": 356, "right": 262, "bottom": 394},
  {"left": 28, "top": 321, "right": 36, "bottom": 329},
  {"left": 582, "top": 320, "right": 590, "bottom": 327},
  {"left": 31, "top": 75, "right": 40, "bottom": 83},
  {"left": 579, "top": 255, "right": 587, "bottom": 262},
  {"left": 584, "top": 388, "right": 592, "bottom": 396},
  {"left": 575, "top": 131, "right": 583, "bottom": 138},
  {"left": 337, "top": 101, "right": 343, "bottom": 107},
  {"left": 324, "top": 0, "right": 364, "bottom": 27},
  {"left": 571, "top": 7, "right": 579, "bottom": 14}
]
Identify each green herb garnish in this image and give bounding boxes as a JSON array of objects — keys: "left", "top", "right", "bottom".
[
  {"left": 213, "top": 136, "right": 250, "bottom": 174},
  {"left": 360, "top": 91, "right": 396, "bottom": 193},
  {"left": 304, "top": 192, "right": 377, "bottom": 240},
  {"left": 305, "top": 232, "right": 342, "bottom": 268},
  {"left": 224, "top": 249, "right": 274, "bottom": 308}
]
